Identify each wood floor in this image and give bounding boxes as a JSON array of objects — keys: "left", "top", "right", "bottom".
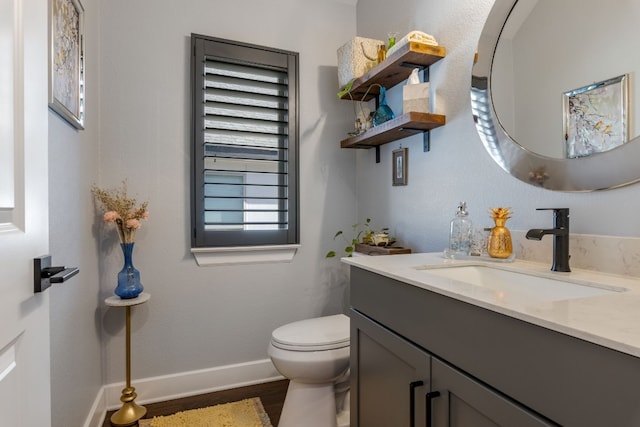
[{"left": 101, "top": 379, "right": 289, "bottom": 427}]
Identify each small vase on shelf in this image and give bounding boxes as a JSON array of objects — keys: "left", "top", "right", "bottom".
[
  {"left": 487, "top": 207, "right": 513, "bottom": 259},
  {"left": 377, "top": 44, "right": 386, "bottom": 63},
  {"left": 115, "top": 242, "right": 144, "bottom": 299},
  {"left": 387, "top": 31, "right": 398, "bottom": 50},
  {"left": 372, "top": 86, "right": 395, "bottom": 126}
]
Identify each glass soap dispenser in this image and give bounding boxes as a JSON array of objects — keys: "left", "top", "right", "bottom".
[{"left": 446, "top": 202, "right": 473, "bottom": 259}]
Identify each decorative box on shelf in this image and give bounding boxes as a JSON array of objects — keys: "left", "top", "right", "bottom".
[
  {"left": 355, "top": 243, "right": 412, "bottom": 256},
  {"left": 403, "top": 82, "right": 430, "bottom": 114},
  {"left": 337, "top": 36, "right": 384, "bottom": 88}
]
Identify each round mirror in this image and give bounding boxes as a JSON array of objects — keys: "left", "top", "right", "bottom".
[{"left": 472, "top": 0, "right": 640, "bottom": 191}]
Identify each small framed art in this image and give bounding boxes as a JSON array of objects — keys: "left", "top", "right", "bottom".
[
  {"left": 392, "top": 147, "right": 408, "bottom": 186},
  {"left": 49, "top": 0, "right": 85, "bottom": 129},
  {"left": 563, "top": 74, "right": 628, "bottom": 158}
]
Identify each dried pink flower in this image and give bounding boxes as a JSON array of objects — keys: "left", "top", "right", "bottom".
[
  {"left": 103, "top": 211, "right": 120, "bottom": 222},
  {"left": 92, "top": 181, "right": 149, "bottom": 243},
  {"left": 126, "top": 218, "right": 141, "bottom": 229}
]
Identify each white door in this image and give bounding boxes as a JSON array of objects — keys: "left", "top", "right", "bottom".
[{"left": 0, "top": 0, "right": 52, "bottom": 425}]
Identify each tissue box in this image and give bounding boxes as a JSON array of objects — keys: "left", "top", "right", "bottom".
[
  {"left": 403, "top": 82, "right": 430, "bottom": 113},
  {"left": 337, "top": 37, "right": 384, "bottom": 88}
]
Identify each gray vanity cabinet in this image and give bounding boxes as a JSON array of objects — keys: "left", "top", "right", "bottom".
[
  {"left": 351, "top": 309, "right": 430, "bottom": 427},
  {"left": 351, "top": 309, "right": 552, "bottom": 427},
  {"left": 430, "top": 358, "right": 552, "bottom": 427},
  {"left": 349, "top": 266, "right": 640, "bottom": 426}
]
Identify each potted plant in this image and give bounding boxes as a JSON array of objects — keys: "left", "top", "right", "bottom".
[
  {"left": 326, "top": 219, "right": 396, "bottom": 258},
  {"left": 326, "top": 218, "right": 373, "bottom": 258}
]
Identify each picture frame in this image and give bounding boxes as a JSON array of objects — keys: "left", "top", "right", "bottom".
[
  {"left": 392, "top": 147, "right": 408, "bottom": 186},
  {"left": 563, "top": 74, "right": 628, "bottom": 159},
  {"left": 49, "top": 0, "right": 85, "bottom": 130}
]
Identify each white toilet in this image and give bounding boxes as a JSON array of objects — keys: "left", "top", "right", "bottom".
[{"left": 268, "top": 314, "right": 350, "bottom": 427}]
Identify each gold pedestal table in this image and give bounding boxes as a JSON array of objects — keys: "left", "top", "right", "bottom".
[{"left": 105, "top": 292, "right": 150, "bottom": 426}]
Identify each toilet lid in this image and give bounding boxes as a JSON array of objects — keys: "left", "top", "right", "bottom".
[{"left": 271, "top": 314, "right": 350, "bottom": 351}]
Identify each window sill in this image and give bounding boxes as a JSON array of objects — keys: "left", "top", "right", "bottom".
[{"left": 191, "top": 244, "right": 300, "bottom": 266}]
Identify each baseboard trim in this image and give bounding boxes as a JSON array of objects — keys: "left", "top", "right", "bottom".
[
  {"left": 84, "top": 386, "right": 106, "bottom": 427},
  {"left": 88, "top": 358, "right": 283, "bottom": 427},
  {"left": 106, "top": 358, "right": 283, "bottom": 408}
]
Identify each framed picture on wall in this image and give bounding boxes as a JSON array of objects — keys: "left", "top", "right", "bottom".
[
  {"left": 392, "top": 147, "right": 407, "bottom": 186},
  {"left": 49, "top": 0, "right": 85, "bottom": 130},
  {"left": 563, "top": 74, "right": 628, "bottom": 159}
]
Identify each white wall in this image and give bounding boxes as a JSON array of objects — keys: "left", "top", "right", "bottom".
[
  {"left": 354, "top": 0, "right": 640, "bottom": 259},
  {"left": 48, "top": 0, "right": 103, "bottom": 425},
  {"left": 98, "top": 0, "right": 356, "bottom": 383}
]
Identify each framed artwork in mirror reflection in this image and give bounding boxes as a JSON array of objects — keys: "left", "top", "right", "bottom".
[
  {"left": 392, "top": 147, "right": 407, "bottom": 186},
  {"left": 49, "top": 0, "right": 85, "bottom": 130},
  {"left": 563, "top": 74, "right": 628, "bottom": 159}
]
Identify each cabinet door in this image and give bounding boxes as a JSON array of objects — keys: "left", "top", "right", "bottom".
[
  {"left": 351, "top": 309, "right": 430, "bottom": 427},
  {"left": 430, "top": 358, "right": 557, "bottom": 427}
]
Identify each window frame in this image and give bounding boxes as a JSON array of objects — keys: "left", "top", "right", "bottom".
[{"left": 190, "top": 34, "right": 300, "bottom": 250}]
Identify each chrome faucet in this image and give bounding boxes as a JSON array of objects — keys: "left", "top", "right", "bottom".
[{"left": 525, "top": 208, "right": 570, "bottom": 272}]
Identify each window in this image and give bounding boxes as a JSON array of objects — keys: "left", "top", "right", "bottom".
[{"left": 191, "top": 34, "right": 299, "bottom": 250}]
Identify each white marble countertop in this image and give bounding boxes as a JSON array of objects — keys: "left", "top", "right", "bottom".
[{"left": 342, "top": 253, "right": 640, "bottom": 358}]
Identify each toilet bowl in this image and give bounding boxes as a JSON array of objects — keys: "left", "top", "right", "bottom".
[{"left": 268, "top": 314, "right": 350, "bottom": 427}]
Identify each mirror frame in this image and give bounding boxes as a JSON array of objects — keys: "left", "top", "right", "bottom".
[{"left": 472, "top": 0, "right": 640, "bottom": 191}]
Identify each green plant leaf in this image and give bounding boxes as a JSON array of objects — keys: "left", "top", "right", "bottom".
[
  {"left": 333, "top": 230, "right": 343, "bottom": 239},
  {"left": 326, "top": 251, "right": 336, "bottom": 258},
  {"left": 345, "top": 246, "right": 354, "bottom": 253},
  {"left": 337, "top": 79, "right": 355, "bottom": 99}
]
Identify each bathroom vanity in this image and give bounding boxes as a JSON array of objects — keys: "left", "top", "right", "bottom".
[{"left": 344, "top": 253, "right": 640, "bottom": 426}]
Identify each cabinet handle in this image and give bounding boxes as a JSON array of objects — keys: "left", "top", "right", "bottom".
[
  {"left": 409, "top": 380, "right": 424, "bottom": 427},
  {"left": 426, "top": 391, "right": 441, "bottom": 427}
]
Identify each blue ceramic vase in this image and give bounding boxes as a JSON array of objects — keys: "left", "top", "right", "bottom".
[
  {"left": 372, "top": 86, "right": 395, "bottom": 126},
  {"left": 115, "top": 242, "right": 143, "bottom": 299}
]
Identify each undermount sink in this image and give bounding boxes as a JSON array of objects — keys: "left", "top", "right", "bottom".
[{"left": 414, "top": 264, "right": 627, "bottom": 303}]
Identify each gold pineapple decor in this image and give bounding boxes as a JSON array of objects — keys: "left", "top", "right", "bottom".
[{"left": 488, "top": 207, "right": 513, "bottom": 259}]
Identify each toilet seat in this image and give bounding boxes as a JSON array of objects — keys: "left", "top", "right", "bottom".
[{"left": 271, "top": 314, "right": 350, "bottom": 351}]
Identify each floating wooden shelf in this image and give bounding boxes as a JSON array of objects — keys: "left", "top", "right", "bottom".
[
  {"left": 339, "top": 42, "right": 446, "bottom": 102},
  {"left": 341, "top": 112, "right": 445, "bottom": 149},
  {"left": 338, "top": 41, "right": 447, "bottom": 160}
]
